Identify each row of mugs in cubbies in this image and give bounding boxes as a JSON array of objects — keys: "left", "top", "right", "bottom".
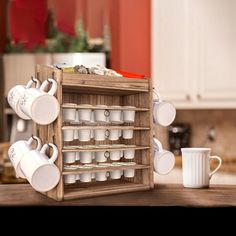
[
  {"left": 63, "top": 145, "right": 135, "bottom": 164},
  {"left": 64, "top": 162, "right": 136, "bottom": 184},
  {"left": 62, "top": 104, "right": 136, "bottom": 124},
  {"left": 63, "top": 127, "right": 134, "bottom": 142}
]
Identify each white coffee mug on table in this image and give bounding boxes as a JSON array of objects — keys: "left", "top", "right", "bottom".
[
  {"left": 8, "top": 136, "right": 42, "bottom": 178},
  {"left": 153, "top": 89, "right": 176, "bottom": 127},
  {"left": 19, "top": 78, "right": 60, "bottom": 125},
  {"left": 7, "top": 77, "right": 41, "bottom": 120},
  {"left": 181, "top": 148, "right": 222, "bottom": 188},
  {"left": 153, "top": 138, "right": 175, "bottom": 175},
  {"left": 20, "top": 143, "right": 60, "bottom": 192}
]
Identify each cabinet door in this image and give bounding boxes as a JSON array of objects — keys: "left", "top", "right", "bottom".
[
  {"left": 152, "top": 0, "right": 192, "bottom": 102},
  {"left": 192, "top": 0, "right": 236, "bottom": 101}
]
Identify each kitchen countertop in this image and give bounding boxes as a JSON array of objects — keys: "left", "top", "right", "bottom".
[{"left": 1, "top": 183, "right": 236, "bottom": 206}]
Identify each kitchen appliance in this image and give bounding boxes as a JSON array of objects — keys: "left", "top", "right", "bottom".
[{"left": 168, "top": 123, "right": 191, "bottom": 155}]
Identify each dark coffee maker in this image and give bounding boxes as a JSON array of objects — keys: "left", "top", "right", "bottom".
[{"left": 168, "top": 123, "right": 191, "bottom": 155}]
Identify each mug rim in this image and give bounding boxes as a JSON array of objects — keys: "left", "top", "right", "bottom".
[{"left": 181, "top": 147, "right": 211, "bottom": 152}]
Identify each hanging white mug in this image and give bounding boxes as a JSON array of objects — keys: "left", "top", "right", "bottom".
[
  {"left": 153, "top": 89, "right": 176, "bottom": 127},
  {"left": 20, "top": 143, "right": 60, "bottom": 192},
  {"left": 8, "top": 136, "right": 42, "bottom": 178},
  {"left": 7, "top": 77, "right": 41, "bottom": 120},
  {"left": 19, "top": 78, "right": 60, "bottom": 125},
  {"left": 153, "top": 138, "right": 175, "bottom": 175}
]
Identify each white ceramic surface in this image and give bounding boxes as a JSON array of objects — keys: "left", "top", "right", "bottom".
[
  {"left": 153, "top": 138, "right": 175, "bottom": 175},
  {"left": 19, "top": 79, "right": 60, "bottom": 125},
  {"left": 153, "top": 98, "right": 176, "bottom": 127},
  {"left": 20, "top": 143, "right": 60, "bottom": 192},
  {"left": 123, "top": 106, "right": 136, "bottom": 123},
  {"left": 8, "top": 136, "right": 42, "bottom": 178},
  {"left": 7, "top": 78, "right": 41, "bottom": 120},
  {"left": 62, "top": 103, "right": 77, "bottom": 122},
  {"left": 181, "top": 148, "right": 222, "bottom": 188}
]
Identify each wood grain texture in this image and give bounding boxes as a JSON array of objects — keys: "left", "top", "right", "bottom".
[{"left": 1, "top": 184, "right": 236, "bottom": 206}]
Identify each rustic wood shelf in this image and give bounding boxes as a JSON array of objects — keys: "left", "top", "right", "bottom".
[
  {"left": 61, "top": 104, "right": 149, "bottom": 111},
  {"left": 61, "top": 73, "right": 149, "bottom": 95},
  {"left": 64, "top": 182, "right": 151, "bottom": 200},
  {"left": 36, "top": 65, "right": 154, "bottom": 201},
  {"left": 62, "top": 126, "right": 150, "bottom": 130},
  {"left": 62, "top": 164, "right": 150, "bottom": 175},
  {"left": 62, "top": 145, "right": 150, "bottom": 152}
]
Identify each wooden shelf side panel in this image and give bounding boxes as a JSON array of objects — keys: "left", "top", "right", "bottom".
[{"left": 36, "top": 65, "right": 64, "bottom": 201}]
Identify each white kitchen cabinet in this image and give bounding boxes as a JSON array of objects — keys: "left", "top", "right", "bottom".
[{"left": 152, "top": 0, "right": 236, "bottom": 109}]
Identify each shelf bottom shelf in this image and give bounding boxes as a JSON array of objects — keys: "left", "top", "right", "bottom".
[{"left": 63, "top": 180, "right": 151, "bottom": 200}]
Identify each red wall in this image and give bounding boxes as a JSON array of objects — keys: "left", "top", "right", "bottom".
[{"left": 110, "top": 0, "right": 150, "bottom": 76}]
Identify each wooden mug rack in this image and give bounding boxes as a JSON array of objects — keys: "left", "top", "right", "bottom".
[{"left": 36, "top": 65, "right": 154, "bottom": 201}]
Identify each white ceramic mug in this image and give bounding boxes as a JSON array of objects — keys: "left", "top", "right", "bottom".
[
  {"left": 78, "top": 104, "right": 92, "bottom": 123},
  {"left": 153, "top": 89, "right": 176, "bottom": 127},
  {"left": 95, "top": 171, "right": 108, "bottom": 181},
  {"left": 62, "top": 103, "right": 77, "bottom": 122},
  {"left": 110, "top": 150, "right": 121, "bottom": 161},
  {"left": 108, "top": 129, "right": 120, "bottom": 141},
  {"left": 8, "top": 136, "right": 42, "bottom": 178},
  {"left": 95, "top": 151, "right": 110, "bottom": 162},
  {"left": 181, "top": 148, "right": 222, "bottom": 188},
  {"left": 80, "top": 151, "right": 93, "bottom": 164},
  {"left": 122, "top": 129, "right": 134, "bottom": 139},
  {"left": 110, "top": 170, "right": 123, "bottom": 179},
  {"left": 153, "top": 138, "right": 175, "bottom": 175},
  {"left": 124, "top": 149, "right": 135, "bottom": 159},
  {"left": 109, "top": 106, "right": 122, "bottom": 124},
  {"left": 94, "top": 105, "right": 110, "bottom": 123},
  {"left": 63, "top": 152, "right": 76, "bottom": 163},
  {"left": 78, "top": 129, "right": 91, "bottom": 142},
  {"left": 20, "top": 143, "right": 60, "bottom": 192},
  {"left": 94, "top": 129, "right": 106, "bottom": 141},
  {"left": 63, "top": 129, "right": 74, "bottom": 142},
  {"left": 19, "top": 78, "right": 60, "bottom": 125},
  {"left": 64, "top": 174, "right": 76, "bottom": 184},
  {"left": 124, "top": 169, "right": 135, "bottom": 178},
  {"left": 123, "top": 106, "right": 136, "bottom": 123},
  {"left": 7, "top": 78, "right": 41, "bottom": 120}
]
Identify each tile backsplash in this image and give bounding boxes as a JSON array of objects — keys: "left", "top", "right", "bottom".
[{"left": 154, "top": 110, "right": 236, "bottom": 158}]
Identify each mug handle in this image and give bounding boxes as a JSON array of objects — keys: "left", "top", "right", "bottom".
[
  {"left": 209, "top": 155, "right": 222, "bottom": 179},
  {"left": 40, "top": 143, "right": 59, "bottom": 164},
  {"left": 153, "top": 137, "right": 163, "bottom": 152},
  {"left": 26, "top": 77, "right": 41, "bottom": 89},
  {"left": 40, "top": 78, "right": 58, "bottom": 96},
  {"left": 153, "top": 88, "right": 162, "bottom": 102},
  {"left": 26, "top": 136, "right": 42, "bottom": 151}
]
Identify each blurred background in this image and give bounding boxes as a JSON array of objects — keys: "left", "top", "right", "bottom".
[{"left": 0, "top": 0, "right": 236, "bottom": 185}]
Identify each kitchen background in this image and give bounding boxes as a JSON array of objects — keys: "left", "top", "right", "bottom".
[{"left": 0, "top": 0, "right": 236, "bottom": 184}]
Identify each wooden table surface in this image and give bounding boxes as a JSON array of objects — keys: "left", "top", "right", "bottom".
[{"left": 1, "top": 183, "right": 236, "bottom": 207}]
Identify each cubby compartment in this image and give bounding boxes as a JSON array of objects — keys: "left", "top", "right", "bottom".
[{"left": 36, "top": 65, "right": 154, "bottom": 201}]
